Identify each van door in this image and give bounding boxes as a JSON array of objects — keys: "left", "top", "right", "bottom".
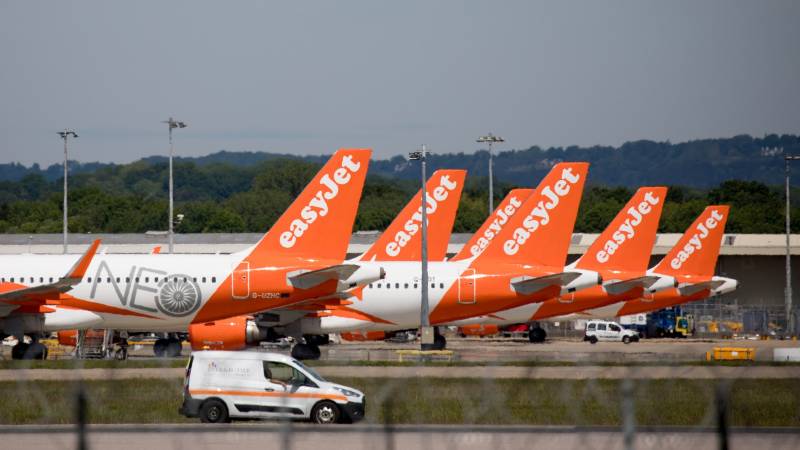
[
  {"left": 263, "top": 361, "right": 309, "bottom": 417},
  {"left": 608, "top": 323, "right": 622, "bottom": 341},
  {"left": 232, "top": 261, "right": 250, "bottom": 299},
  {"left": 457, "top": 269, "right": 476, "bottom": 304},
  {"left": 596, "top": 322, "right": 608, "bottom": 341}
]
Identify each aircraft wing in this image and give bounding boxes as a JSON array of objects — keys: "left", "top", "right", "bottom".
[
  {"left": 0, "top": 239, "right": 101, "bottom": 304},
  {"left": 677, "top": 279, "right": 727, "bottom": 297},
  {"left": 286, "top": 264, "right": 361, "bottom": 290},
  {"left": 603, "top": 276, "right": 661, "bottom": 295},
  {"left": 510, "top": 272, "right": 582, "bottom": 295}
]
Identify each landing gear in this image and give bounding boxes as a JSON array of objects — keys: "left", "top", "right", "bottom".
[
  {"left": 528, "top": 324, "right": 547, "bottom": 343},
  {"left": 11, "top": 338, "right": 48, "bottom": 360},
  {"left": 153, "top": 337, "right": 183, "bottom": 358},
  {"left": 424, "top": 327, "right": 446, "bottom": 351},
  {"left": 291, "top": 342, "right": 321, "bottom": 360}
]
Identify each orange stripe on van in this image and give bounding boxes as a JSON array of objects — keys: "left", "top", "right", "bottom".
[{"left": 189, "top": 389, "right": 347, "bottom": 402}]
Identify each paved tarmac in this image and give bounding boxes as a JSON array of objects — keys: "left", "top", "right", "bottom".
[
  {"left": 2, "top": 364, "right": 800, "bottom": 381},
  {"left": 1, "top": 424, "right": 798, "bottom": 450}
]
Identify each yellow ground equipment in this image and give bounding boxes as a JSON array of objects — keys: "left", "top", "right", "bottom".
[{"left": 705, "top": 347, "right": 755, "bottom": 361}]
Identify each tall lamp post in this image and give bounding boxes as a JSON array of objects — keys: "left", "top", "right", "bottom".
[
  {"left": 786, "top": 152, "right": 800, "bottom": 336},
  {"left": 163, "top": 117, "right": 187, "bottom": 254},
  {"left": 476, "top": 133, "right": 504, "bottom": 214},
  {"left": 57, "top": 130, "right": 78, "bottom": 254},
  {"left": 409, "top": 145, "right": 434, "bottom": 350}
]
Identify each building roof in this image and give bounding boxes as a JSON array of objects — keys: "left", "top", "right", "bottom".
[{"left": 1, "top": 232, "right": 798, "bottom": 256}]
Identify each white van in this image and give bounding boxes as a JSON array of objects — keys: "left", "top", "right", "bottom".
[
  {"left": 180, "top": 351, "right": 365, "bottom": 424},
  {"left": 584, "top": 319, "right": 639, "bottom": 344}
]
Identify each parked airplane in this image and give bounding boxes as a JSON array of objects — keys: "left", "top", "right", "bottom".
[
  {"left": 449, "top": 186, "right": 668, "bottom": 341},
  {"left": 569, "top": 205, "right": 736, "bottom": 320},
  {"left": 0, "top": 149, "right": 377, "bottom": 359},
  {"left": 188, "top": 169, "right": 467, "bottom": 359},
  {"left": 291, "top": 162, "right": 601, "bottom": 351}
]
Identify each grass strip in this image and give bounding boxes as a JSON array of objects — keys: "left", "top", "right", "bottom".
[{"left": 0, "top": 378, "right": 797, "bottom": 426}]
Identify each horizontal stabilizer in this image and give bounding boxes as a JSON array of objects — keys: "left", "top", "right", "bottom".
[
  {"left": 287, "top": 264, "right": 361, "bottom": 290},
  {"left": 510, "top": 272, "right": 582, "bottom": 295},
  {"left": 603, "top": 276, "right": 661, "bottom": 295},
  {"left": 678, "top": 279, "right": 727, "bottom": 297},
  {"left": 0, "top": 239, "right": 101, "bottom": 303}
]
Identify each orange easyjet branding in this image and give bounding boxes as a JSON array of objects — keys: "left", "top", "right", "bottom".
[
  {"left": 385, "top": 174, "right": 460, "bottom": 257},
  {"left": 596, "top": 191, "right": 662, "bottom": 264},
  {"left": 503, "top": 167, "right": 582, "bottom": 256},
  {"left": 670, "top": 209, "right": 725, "bottom": 270},
  {"left": 279, "top": 155, "right": 363, "bottom": 249},
  {"left": 470, "top": 195, "right": 525, "bottom": 258}
]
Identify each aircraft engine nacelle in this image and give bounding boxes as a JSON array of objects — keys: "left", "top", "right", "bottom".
[
  {"left": 340, "top": 330, "right": 386, "bottom": 341},
  {"left": 188, "top": 315, "right": 267, "bottom": 351},
  {"left": 338, "top": 265, "right": 386, "bottom": 291}
]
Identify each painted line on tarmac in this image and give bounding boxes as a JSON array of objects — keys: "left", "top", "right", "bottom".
[{"left": 2, "top": 365, "right": 800, "bottom": 381}]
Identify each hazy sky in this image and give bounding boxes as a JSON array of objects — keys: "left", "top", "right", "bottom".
[{"left": 1, "top": 1, "right": 798, "bottom": 165}]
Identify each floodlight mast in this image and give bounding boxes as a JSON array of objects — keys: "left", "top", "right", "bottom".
[
  {"left": 163, "top": 117, "right": 187, "bottom": 254},
  {"left": 785, "top": 151, "right": 800, "bottom": 336},
  {"left": 57, "top": 130, "right": 78, "bottom": 254},
  {"left": 476, "top": 133, "right": 505, "bottom": 215},
  {"left": 409, "top": 145, "right": 434, "bottom": 350}
]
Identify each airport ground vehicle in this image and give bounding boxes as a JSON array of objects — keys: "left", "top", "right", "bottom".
[
  {"left": 180, "top": 351, "right": 365, "bottom": 424},
  {"left": 622, "top": 308, "right": 693, "bottom": 338},
  {"left": 584, "top": 320, "right": 639, "bottom": 344}
]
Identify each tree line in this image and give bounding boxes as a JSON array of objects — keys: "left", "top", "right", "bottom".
[{"left": 0, "top": 157, "right": 797, "bottom": 235}]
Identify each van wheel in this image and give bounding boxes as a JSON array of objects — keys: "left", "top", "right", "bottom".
[
  {"left": 589, "top": 336, "right": 598, "bottom": 344},
  {"left": 311, "top": 401, "right": 341, "bottom": 424},
  {"left": 622, "top": 336, "right": 631, "bottom": 344},
  {"left": 200, "top": 399, "right": 230, "bottom": 423}
]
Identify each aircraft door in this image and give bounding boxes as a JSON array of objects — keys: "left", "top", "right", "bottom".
[
  {"left": 457, "top": 268, "right": 476, "bottom": 304},
  {"left": 232, "top": 261, "right": 250, "bottom": 299}
]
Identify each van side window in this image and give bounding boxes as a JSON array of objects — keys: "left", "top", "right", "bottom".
[
  {"left": 597, "top": 323, "right": 607, "bottom": 331},
  {"left": 609, "top": 324, "right": 621, "bottom": 332},
  {"left": 263, "top": 361, "right": 295, "bottom": 384},
  {"left": 587, "top": 323, "right": 596, "bottom": 331}
]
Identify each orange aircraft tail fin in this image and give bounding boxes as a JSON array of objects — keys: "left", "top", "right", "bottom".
[
  {"left": 575, "top": 187, "right": 667, "bottom": 273},
  {"left": 652, "top": 205, "right": 730, "bottom": 277},
  {"left": 450, "top": 188, "right": 534, "bottom": 261},
  {"left": 474, "top": 162, "right": 589, "bottom": 267},
  {"left": 359, "top": 169, "right": 466, "bottom": 262},
  {"left": 245, "top": 149, "right": 371, "bottom": 265}
]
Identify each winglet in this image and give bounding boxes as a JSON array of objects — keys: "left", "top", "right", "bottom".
[
  {"left": 245, "top": 148, "right": 372, "bottom": 264},
  {"left": 66, "top": 239, "right": 101, "bottom": 280},
  {"left": 653, "top": 205, "right": 730, "bottom": 277},
  {"left": 450, "top": 188, "right": 534, "bottom": 261},
  {"left": 474, "top": 162, "right": 589, "bottom": 267},
  {"left": 575, "top": 187, "right": 667, "bottom": 272},
  {"left": 359, "top": 169, "right": 466, "bottom": 262}
]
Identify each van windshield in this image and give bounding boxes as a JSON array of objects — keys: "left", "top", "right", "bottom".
[{"left": 293, "top": 359, "right": 326, "bottom": 382}]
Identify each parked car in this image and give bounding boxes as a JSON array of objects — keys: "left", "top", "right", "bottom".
[
  {"left": 180, "top": 351, "right": 365, "bottom": 424},
  {"left": 584, "top": 320, "right": 639, "bottom": 344}
]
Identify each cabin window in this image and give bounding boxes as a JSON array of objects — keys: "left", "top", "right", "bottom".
[
  {"left": 202, "top": 277, "right": 206, "bottom": 283},
  {"left": 135, "top": 277, "right": 139, "bottom": 282},
  {"left": 30, "top": 277, "right": 34, "bottom": 283},
  {"left": 376, "top": 283, "right": 381, "bottom": 288},
  {"left": 125, "top": 277, "right": 130, "bottom": 283},
  {"left": 414, "top": 283, "right": 418, "bottom": 289},
  {"left": 87, "top": 277, "right": 91, "bottom": 282},
  {"left": 192, "top": 277, "right": 197, "bottom": 282},
  {"left": 440, "top": 283, "right": 444, "bottom": 289},
  {"left": 431, "top": 283, "right": 435, "bottom": 289},
  {"left": 39, "top": 277, "right": 44, "bottom": 283},
  {"left": 211, "top": 277, "right": 216, "bottom": 283},
  {"left": 154, "top": 277, "right": 159, "bottom": 283},
  {"left": 50, "top": 277, "right": 54, "bottom": 283},
  {"left": 182, "top": 277, "right": 187, "bottom": 283},
  {"left": 404, "top": 283, "right": 409, "bottom": 289},
  {"left": 145, "top": 277, "right": 149, "bottom": 283},
  {"left": 116, "top": 277, "right": 120, "bottom": 283},
  {"left": 386, "top": 283, "right": 391, "bottom": 289},
  {"left": 395, "top": 283, "right": 399, "bottom": 289}
]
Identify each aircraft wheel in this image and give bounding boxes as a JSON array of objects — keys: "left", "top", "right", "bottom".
[
  {"left": 432, "top": 333, "right": 447, "bottom": 350},
  {"left": 528, "top": 327, "right": 547, "bottom": 343},
  {"left": 153, "top": 338, "right": 168, "bottom": 357},
  {"left": 11, "top": 342, "right": 29, "bottom": 360},
  {"left": 165, "top": 338, "right": 183, "bottom": 357},
  {"left": 291, "top": 343, "right": 321, "bottom": 360}
]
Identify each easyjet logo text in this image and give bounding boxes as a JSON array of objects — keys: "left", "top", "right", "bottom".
[
  {"left": 503, "top": 167, "right": 581, "bottom": 256},
  {"left": 595, "top": 191, "right": 661, "bottom": 263},
  {"left": 469, "top": 196, "right": 523, "bottom": 257},
  {"left": 279, "top": 155, "right": 362, "bottom": 249},
  {"left": 670, "top": 209, "right": 725, "bottom": 270},
  {"left": 385, "top": 175, "right": 459, "bottom": 257}
]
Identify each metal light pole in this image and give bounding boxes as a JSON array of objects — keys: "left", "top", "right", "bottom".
[
  {"left": 785, "top": 152, "right": 800, "bottom": 336},
  {"left": 409, "top": 146, "right": 434, "bottom": 349},
  {"left": 477, "top": 133, "right": 504, "bottom": 214},
  {"left": 57, "top": 130, "right": 78, "bottom": 254},
  {"left": 163, "top": 118, "right": 187, "bottom": 253}
]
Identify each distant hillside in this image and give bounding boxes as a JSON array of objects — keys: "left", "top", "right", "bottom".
[{"left": 1, "top": 134, "right": 798, "bottom": 187}]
